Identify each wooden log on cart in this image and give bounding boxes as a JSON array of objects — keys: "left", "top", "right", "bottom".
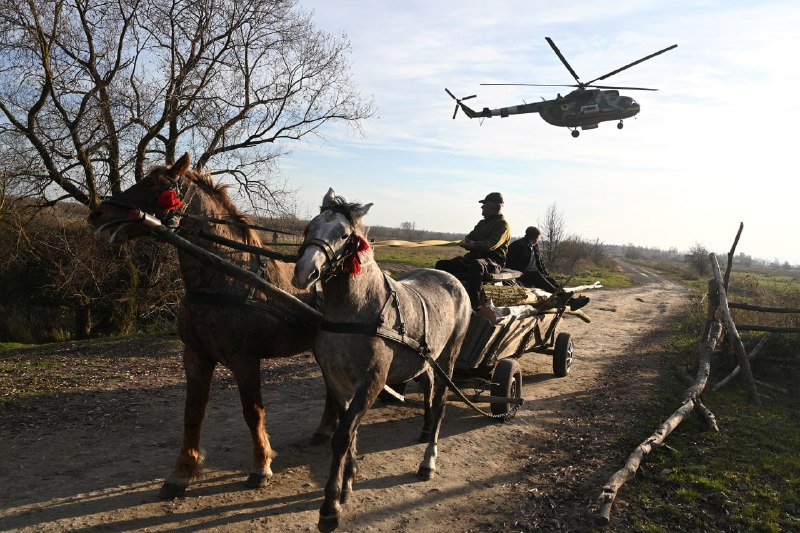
[{"left": 710, "top": 253, "right": 760, "bottom": 405}]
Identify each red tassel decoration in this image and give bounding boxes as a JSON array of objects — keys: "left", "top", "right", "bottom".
[
  {"left": 157, "top": 189, "right": 183, "bottom": 211},
  {"left": 345, "top": 236, "right": 370, "bottom": 275}
]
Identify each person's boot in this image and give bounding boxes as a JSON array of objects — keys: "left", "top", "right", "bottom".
[{"left": 569, "top": 295, "right": 590, "bottom": 311}]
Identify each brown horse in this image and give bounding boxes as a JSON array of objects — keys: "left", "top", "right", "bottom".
[
  {"left": 88, "top": 153, "right": 336, "bottom": 498},
  {"left": 293, "top": 188, "right": 472, "bottom": 532}
]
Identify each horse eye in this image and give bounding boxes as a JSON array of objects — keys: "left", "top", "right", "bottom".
[{"left": 341, "top": 233, "right": 349, "bottom": 240}]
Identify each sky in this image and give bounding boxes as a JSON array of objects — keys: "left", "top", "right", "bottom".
[{"left": 281, "top": 0, "right": 800, "bottom": 265}]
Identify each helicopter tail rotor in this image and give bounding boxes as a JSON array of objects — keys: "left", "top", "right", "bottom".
[{"left": 445, "top": 88, "right": 477, "bottom": 119}]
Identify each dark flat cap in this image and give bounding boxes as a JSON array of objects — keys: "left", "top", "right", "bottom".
[{"left": 479, "top": 192, "right": 504, "bottom": 204}]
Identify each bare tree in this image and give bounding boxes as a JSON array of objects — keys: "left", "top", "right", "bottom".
[
  {"left": 0, "top": 0, "right": 373, "bottom": 212},
  {"left": 685, "top": 243, "right": 710, "bottom": 276},
  {"left": 538, "top": 202, "right": 566, "bottom": 270}
]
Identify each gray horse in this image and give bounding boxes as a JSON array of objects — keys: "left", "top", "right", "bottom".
[{"left": 292, "top": 188, "right": 472, "bottom": 532}]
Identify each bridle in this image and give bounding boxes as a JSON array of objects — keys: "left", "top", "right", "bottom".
[
  {"left": 297, "top": 214, "right": 366, "bottom": 283},
  {"left": 101, "top": 173, "right": 195, "bottom": 226}
]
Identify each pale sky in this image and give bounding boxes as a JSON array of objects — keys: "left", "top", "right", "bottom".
[{"left": 282, "top": 0, "right": 800, "bottom": 265}]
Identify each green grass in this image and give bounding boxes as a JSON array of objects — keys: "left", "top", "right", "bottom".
[
  {"left": 374, "top": 245, "right": 635, "bottom": 289},
  {"left": 628, "top": 392, "right": 800, "bottom": 532},
  {"left": 0, "top": 342, "right": 36, "bottom": 352},
  {"left": 620, "top": 260, "right": 800, "bottom": 532},
  {"left": 565, "top": 267, "right": 635, "bottom": 289}
]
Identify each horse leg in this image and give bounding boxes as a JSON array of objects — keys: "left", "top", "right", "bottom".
[
  {"left": 340, "top": 427, "right": 358, "bottom": 505},
  {"left": 417, "top": 370, "right": 450, "bottom": 481},
  {"left": 231, "top": 358, "right": 276, "bottom": 488},
  {"left": 418, "top": 367, "right": 435, "bottom": 443},
  {"left": 311, "top": 386, "right": 338, "bottom": 445},
  {"left": 319, "top": 371, "right": 384, "bottom": 532},
  {"left": 160, "top": 347, "right": 216, "bottom": 499}
]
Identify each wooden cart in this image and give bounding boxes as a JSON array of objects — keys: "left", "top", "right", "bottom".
[{"left": 450, "top": 302, "right": 574, "bottom": 420}]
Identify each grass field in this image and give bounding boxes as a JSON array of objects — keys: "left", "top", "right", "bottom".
[
  {"left": 620, "top": 259, "right": 800, "bottom": 532},
  {"left": 374, "top": 243, "right": 634, "bottom": 289}
]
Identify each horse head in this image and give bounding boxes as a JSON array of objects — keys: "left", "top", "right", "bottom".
[
  {"left": 292, "top": 188, "right": 373, "bottom": 289},
  {"left": 88, "top": 153, "right": 193, "bottom": 245}
]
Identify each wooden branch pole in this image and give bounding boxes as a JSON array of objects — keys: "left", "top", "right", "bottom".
[
  {"left": 728, "top": 302, "right": 800, "bottom": 314},
  {"left": 596, "top": 321, "right": 723, "bottom": 524},
  {"left": 712, "top": 333, "right": 772, "bottom": 392},
  {"left": 723, "top": 222, "right": 743, "bottom": 290},
  {"left": 736, "top": 325, "right": 800, "bottom": 333},
  {"left": 597, "top": 400, "right": 695, "bottom": 525},
  {"left": 694, "top": 398, "right": 719, "bottom": 431},
  {"left": 152, "top": 225, "right": 323, "bottom": 324},
  {"left": 710, "top": 253, "right": 760, "bottom": 405}
]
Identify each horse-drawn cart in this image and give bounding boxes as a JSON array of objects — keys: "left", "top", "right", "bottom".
[{"left": 451, "top": 299, "right": 575, "bottom": 420}]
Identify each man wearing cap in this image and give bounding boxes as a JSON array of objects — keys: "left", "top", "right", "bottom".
[
  {"left": 506, "top": 226, "right": 589, "bottom": 310},
  {"left": 435, "top": 192, "right": 511, "bottom": 309}
]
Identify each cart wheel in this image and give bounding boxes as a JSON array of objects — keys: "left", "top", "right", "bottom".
[
  {"left": 553, "top": 332, "right": 573, "bottom": 377},
  {"left": 490, "top": 359, "right": 522, "bottom": 421},
  {"left": 378, "top": 381, "right": 407, "bottom": 403}
]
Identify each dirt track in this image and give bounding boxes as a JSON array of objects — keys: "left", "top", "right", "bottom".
[{"left": 0, "top": 261, "right": 688, "bottom": 532}]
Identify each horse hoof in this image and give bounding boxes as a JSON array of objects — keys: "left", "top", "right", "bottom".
[
  {"left": 245, "top": 472, "right": 272, "bottom": 488},
  {"left": 318, "top": 513, "right": 339, "bottom": 532},
  {"left": 158, "top": 481, "right": 187, "bottom": 499},
  {"left": 311, "top": 432, "right": 331, "bottom": 445},
  {"left": 419, "top": 430, "right": 431, "bottom": 443},
  {"left": 416, "top": 467, "right": 435, "bottom": 481}
]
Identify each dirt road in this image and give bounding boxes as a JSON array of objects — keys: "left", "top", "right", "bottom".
[{"left": 0, "top": 261, "right": 688, "bottom": 532}]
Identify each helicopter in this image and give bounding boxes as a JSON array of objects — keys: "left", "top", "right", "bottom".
[{"left": 446, "top": 37, "right": 677, "bottom": 137}]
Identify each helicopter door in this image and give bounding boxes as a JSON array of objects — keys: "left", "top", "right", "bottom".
[{"left": 580, "top": 104, "right": 599, "bottom": 115}]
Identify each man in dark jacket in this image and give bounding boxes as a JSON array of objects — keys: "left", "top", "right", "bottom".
[
  {"left": 435, "top": 192, "right": 511, "bottom": 309},
  {"left": 506, "top": 226, "right": 589, "bottom": 310}
]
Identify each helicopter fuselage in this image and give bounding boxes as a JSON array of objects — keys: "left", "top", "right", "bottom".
[
  {"left": 466, "top": 89, "right": 640, "bottom": 130},
  {"left": 539, "top": 89, "right": 639, "bottom": 128}
]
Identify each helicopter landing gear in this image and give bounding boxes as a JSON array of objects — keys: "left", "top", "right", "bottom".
[
  {"left": 617, "top": 121, "right": 624, "bottom": 130},
  {"left": 571, "top": 129, "right": 580, "bottom": 138}
]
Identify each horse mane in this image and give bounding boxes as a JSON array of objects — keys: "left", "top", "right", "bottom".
[
  {"left": 320, "top": 196, "right": 366, "bottom": 231},
  {"left": 181, "top": 168, "right": 260, "bottom": 246}
]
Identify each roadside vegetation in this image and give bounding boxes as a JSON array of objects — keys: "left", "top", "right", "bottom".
[{"left": 619, "top": 258, "right": 799, "bottom": 532}]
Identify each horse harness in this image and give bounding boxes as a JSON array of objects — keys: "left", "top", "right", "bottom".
[
  {"left": 104, "top": 173, "right": 319, "bottom": 325},
  {"left": 318, "top": 272, "right": 432, "bottom": 357}
]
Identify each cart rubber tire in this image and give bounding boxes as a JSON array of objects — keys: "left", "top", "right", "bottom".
[
  {"left": 553, "top": 332, "right": 573, "bottom": 377},
  {"left": 378, "top": 381, "right": 407, "bottom": 403},
  {"left": 490, "top": 359, "right": 522, "bottom": 421}
]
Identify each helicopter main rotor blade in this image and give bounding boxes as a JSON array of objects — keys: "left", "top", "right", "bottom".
[
  {"left": 586, "top": 44, "right": 677, "bottom": 86},
  {"left": 545, "top": 37, "right": 581, "bottom": 85},
  {"left": 445, "top": 88, "right": 457, "bottom": 100},
  {"left": 589, "top": 84, "right": 659, "bottom": 91},
  {"left": 480, "top": 83, "right": 580, "bottom": 87}
]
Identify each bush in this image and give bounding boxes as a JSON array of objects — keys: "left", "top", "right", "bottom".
[{"left": 0, "top": 200, "right": 182, "bottom": 342}]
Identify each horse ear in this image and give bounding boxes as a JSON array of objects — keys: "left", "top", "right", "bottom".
[
  {"left": 170, "top": 153, "right": 191, "bottom": 177},
  {"left": 322, "top": 188, "right": 337, "bottom": 208},
  {"left": 352, "top": 202, "right": 373, "bottom": 220}
]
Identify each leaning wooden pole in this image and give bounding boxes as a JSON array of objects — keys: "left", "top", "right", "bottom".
[
  {"left": 596, "top": 320, "right": 722, "bottom": 525},
  {"left": 722, "top": 222, "right": 743, "bottom": 290},
  {"left": 710, "top": 253, "right": 761, "bottom": 405}
]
